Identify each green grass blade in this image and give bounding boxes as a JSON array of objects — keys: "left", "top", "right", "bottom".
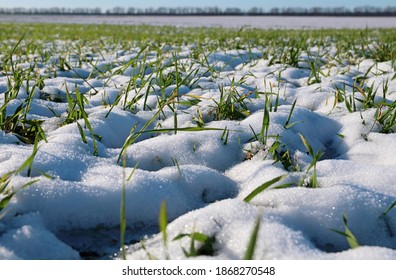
[
  {"left": 299, "top": 133, "right": 314, "bottom": 157},
  {"left": 159, "top": 200, "right": 169, "bottom": 259},
  {"left": 284, "top": 98, "right": 297, "bottom": 128},
  {"left": 380, "top": 200, "right": 396, "bottom": 218},
  {"left": 76, "top": 122, "right": 87, "bottom": 143},
  {"left": 330, "top": 214, "right": 360, "bottom": 249},
  {"left": 0, "top": 193, "right": 14, "bottom": 212},
  {"left": 243, "top": 214, "right": 262, "bottom": 260},
  {"left": 15, "top": 135, "right": 40, "bottom": 176},
  {"left": 259, "top": 97, "right": 270, "bottom": 145},
  {"left": 120, "top": 154, "right": 127, "bottom": 260},
  {"left": 309, "top": 168, "right": 319, "bottom": 188},
  {"left": 244, "top": 174, "right": 287, "bottom": 203},
  {"left": 75, "top": 86, "right": 98, "bottom": 156},
  {"left": 127, "top": 162, "right": 139, "bottom": 182},
  {"left": 272, "top": 183, "right": 295, "bottom": 189},
  {"left": 343, "top": 213, "right": 360, "bottom": 249}
]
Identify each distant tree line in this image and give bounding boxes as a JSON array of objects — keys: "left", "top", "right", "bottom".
[{"left": 1, "top": 6, "right": 396, "bottom": 16}]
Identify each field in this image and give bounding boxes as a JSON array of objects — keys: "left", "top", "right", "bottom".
[
  {"left": 1, "top": 15, "right": 396, "bottom": 29},
  {"left": 0, "top": 23, "right": 396, "bottom": 260}
]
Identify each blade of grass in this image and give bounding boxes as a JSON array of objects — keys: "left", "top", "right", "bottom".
[
  {"left": 380, "top": 200, "right": 396, "bottom": 218},
  {"left": 243, "top": 213, "right": 262, "bottom": 260},
  {"left": 331, "top": 213, "right": 360, "bottom": 249},
  {"left": 159, "top": 200, "right": 169, "bottom": 259},
  {"left": 343, "top": 213, "right": 360, "bottom": 249},
  {"left": 299, "top": 133, "right": 314, "bottom": 158},
  {"left": 244, "top": 174, "right": 289, "bottom": 203},
  {"left": 120, "top": 154, "right": 127, "bottom": 260}
]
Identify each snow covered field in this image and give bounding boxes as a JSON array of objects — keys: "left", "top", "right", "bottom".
[
  {"left": 0, "top": 25, "right": 395, "bottom": 260},
  {"left": 1, "top": 15, "right": 396, "bottom": 29}
]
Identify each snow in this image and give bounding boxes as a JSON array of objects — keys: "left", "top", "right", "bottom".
[
  {"left": 125, "top": 198, "right": 396, "bottom": 260},
  {"left": 10, "top": 165, "right": 236, "bottom": 231},
  {"left": 1, "top": 35, "right": 396, "bottom": 260},
  {"left": 0, "top": 212, "right": 80, "bottom": 259}
]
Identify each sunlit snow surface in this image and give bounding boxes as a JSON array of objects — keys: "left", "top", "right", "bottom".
[{"left": 0, "top": 37, "right": 396, "bottom": 260}]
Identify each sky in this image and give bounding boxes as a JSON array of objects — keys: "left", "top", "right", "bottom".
[{"left": 1, "top": 0, "right": 395, "bottom": 10}]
